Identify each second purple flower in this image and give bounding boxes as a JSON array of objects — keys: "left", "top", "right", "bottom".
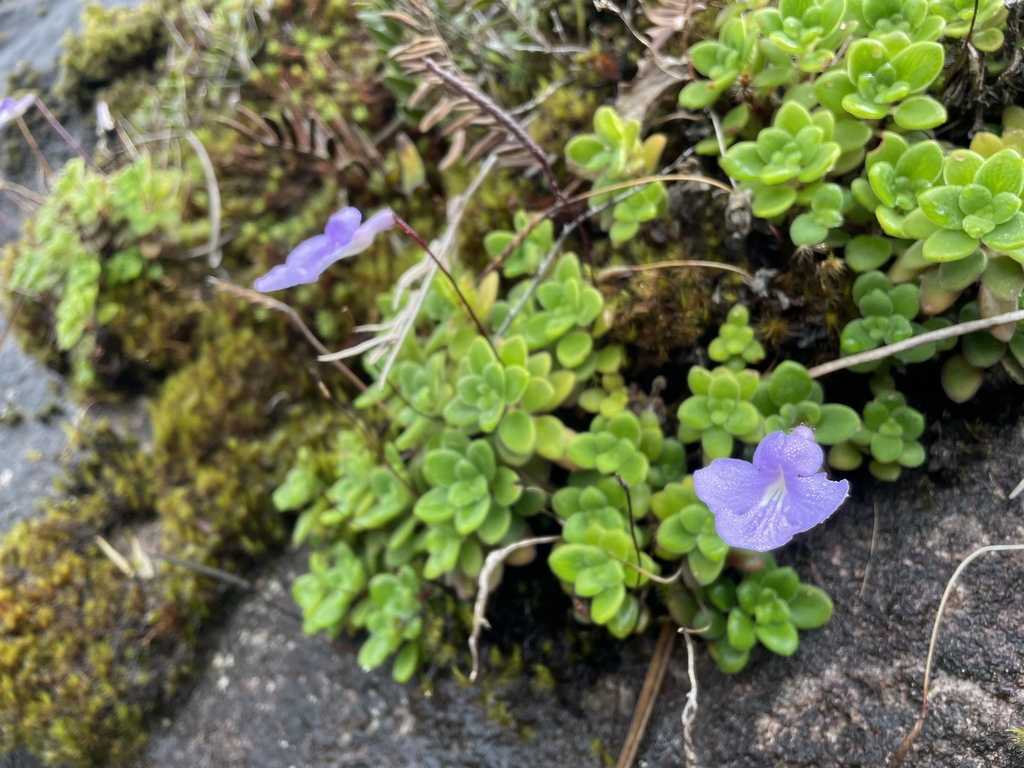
[{"left": 255, "top": 206, "right": 396, "bottom": 292}]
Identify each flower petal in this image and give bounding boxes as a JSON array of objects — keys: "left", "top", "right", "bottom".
[
  {"left": 349, "top": 209, "right": 397, "bottom": 252},
  {"left": 254, "top": 234, "right": 334, "bottom": 291},
  {"left": 752, "top": 425, "right": 822, "bottom": 475},
  {"left": 324, "top": 207, "right": 363, "bottom": 245},
  {"left": 0, "top": 95, "right": 33, "bottom": 128},
  {"left": 693, "top": 458, "right": 771, "bottom": 535},
  {"left": 254, "top": 207, "right": 396, "bottom": 292},
  {"left": 705, "top": 467, "right": 848, "bottom": 551}
]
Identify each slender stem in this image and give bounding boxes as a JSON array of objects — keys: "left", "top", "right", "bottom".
[
  {"left": 393, "top": 215, "right": 497, "bottom": 357},
  {"left": 183, "top": 130, "right": 223, "bottom": 267},
  {"left": 808, "top": 309, "right": 1024, "bottom": 379},
  {"left": 597, "top": 259, "right": 754, "bottom": 283},
  {"left": 30, "top": 96, "right": 103, "bottom": 175},
  {"left": 15, "top": 117, "right": 52, "bottom": 176},
  {"left": 891, "top": 544, "right": 1024, "bottom": 767}
]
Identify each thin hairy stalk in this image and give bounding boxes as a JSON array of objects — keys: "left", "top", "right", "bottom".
[
  {"left": 28, "top": 96, "right": 103, "bottom": 174},
  {"left": 182, "top": 130, "right": 223, "bottom": 267},
  {"left": 376, "top": 153, "right": 498, "bottom": 385},
  {"left": 616, "top": 621, "right": 676, "bottom": 768},
  {"left": 860, "top": 499, "right": 880, "bottom": 598},
  {"left": 394, "top": 215, "right": 496, "bottom": 355},
  {"left": 891, "top": 544, "right": 1024, "bottom": 767},
  {"left": 469, "top": 534, "right": 562, "bottom": 682},
  {"left": 597, "top": 259, "right": 754, "bottom": 283},
  {"left": 15, "top": 118, "right": 53, "bottom": 176},
  {"left": 808, "top": 309, "right": 1024, "bottom": 379},
  {"left": 206, "top": 277, "right": 381, "bottom": 408},
  {"left": 619, "top": 474, "right": 645, "bottom": 593},
  {"left": 944, "top": 0, "right": 981, "bottom": 92}
]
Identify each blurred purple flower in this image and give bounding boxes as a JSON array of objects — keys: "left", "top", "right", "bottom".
[
  {"left": 0, "top": 95, "right": 33, "bottom": 128},
  {"left": 693, "top": 426, "right": 849, "bottom": 552},
  {"left": 255, "top": 207, "right": 396, "bottom": 292}
]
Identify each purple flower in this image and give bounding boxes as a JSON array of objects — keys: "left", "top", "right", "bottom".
[
  {"left": 254, "top": 207, "right": 396, "bottom": 292},
  {"left": 693, "top": 426, "right": 849, "bottom": 552},
  {"left": 0, "top": 95, "right": 33, "bottom": 129}
]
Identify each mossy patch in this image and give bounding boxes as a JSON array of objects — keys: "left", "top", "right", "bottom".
[{"left": 56, "top": 2, "right": 166, "bottom": 107}]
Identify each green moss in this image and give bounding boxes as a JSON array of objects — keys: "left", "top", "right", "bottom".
[
  {"left": 56, "top": 2, "right": 166, "bottom": 106},
  {"left": 0, "top": 425, "right": 157, "bottom": 767}
]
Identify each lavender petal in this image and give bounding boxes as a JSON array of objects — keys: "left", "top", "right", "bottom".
[
  {"left": 0, "top": 95, "right": 33, "bottom": 128},
  {"left": 324, "top": 207, "right": 362, "bottom": 246},
  {"left": 348, "top": 209, "right": 397, "bottom": 253},
  {"left": 752, "top": 425, "right": 823, "bottom": 476}
]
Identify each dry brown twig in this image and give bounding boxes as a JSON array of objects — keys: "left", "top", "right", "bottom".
[{"left": 616, "top": 622, "right": 677, "bottom": 768}]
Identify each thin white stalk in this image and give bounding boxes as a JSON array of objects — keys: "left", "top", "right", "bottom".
[
  {"left": 809, "top": 309, "right": 1024, "bottom": 379},
  {"left": 468, "top": 534, "right": 561, "bottom": 683}
]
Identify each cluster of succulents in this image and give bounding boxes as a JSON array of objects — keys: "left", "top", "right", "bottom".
[
  {"left": 683, "top": 0, "right": 1021, "bottom": 408},
  {"left": 3, "top": 0, "right": 1024, "bottom": 763}
]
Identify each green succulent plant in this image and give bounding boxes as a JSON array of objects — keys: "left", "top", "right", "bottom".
[
  {"left": 442, "top": 335, "right": 569, "bottom": 462},
  {"left": 549, "top": 480, "right": 658, "bottom": 637},
  {"left": 813, "top": 32, "right": 947, "bottom": 130},
  {"left": 839, "top": 271, "right": 936, "bottom": 371},
  {"left": 941, "top": 300, "right": 1024, "bottom": 402},
  {"left": 829, "top": 389, "right": 926, "bottom": 479},
  {"left": 720, "top": 101, "right": 841, "bottom": 218},
  {"left": 751, "top": 361, "right": 861, "bottom": 448},
  {"left": 677, "top": 365, "right": 763, "bottom": 459},
  {"left": 708, "top": 305, "right": 766, "bottom": 370},
  {"left": 564, "top": 106, "right": 668, "bottom": 245},
  {"left": 516, "top": 253, "right": 607, "bottom": 367},
  {"left": 756, "top": 0, "right": 853, "bottom": 73},
  {"left": 790, "top": 182, "right": 848, "bottom": 245},
  {"left": 847, "top": 0, "right": 945, "bottom": 41},
  {"left": 568, "top": 410, "right": 661, "bottom": 488},
  {"left": 415, "top": 431, "right": 522, "bottom": 542},
  {"left": 653, "top": 477, "right": 730, "bottom": 585},
  {"left": 850, "top": 133, "right": 944, "bottom": 238},
  {"left": 916, "top": 149, "right": 1024, "bottom": 263},
  {"left": 678, "top": 17, "right": 767, "bottom": 109},
  {"left": 292, "top": 542, "right": 367, "bottom": 636},
  {"left": 349, "top": 566, "right": 425, "bottom": 682},
  {"left": 969, "top": 107, "right": 1024, "bottom": 159},
  {"left": 666, "top": 556, "right": 833, "bottom": 673}
]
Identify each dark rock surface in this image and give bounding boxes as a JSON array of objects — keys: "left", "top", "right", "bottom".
[{"left": 133, "top": 408, "right": 1024, "bottom": 768}]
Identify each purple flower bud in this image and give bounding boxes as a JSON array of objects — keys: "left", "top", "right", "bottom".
[
  {"left": 254, "top": 207, "right": 396, "bottom": 292},
  {"left": 693, "top": 426, "right": 849, "bottom": 552},
  {"left": 0, "top": 95, "right": 33, "bottom": 129}
]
